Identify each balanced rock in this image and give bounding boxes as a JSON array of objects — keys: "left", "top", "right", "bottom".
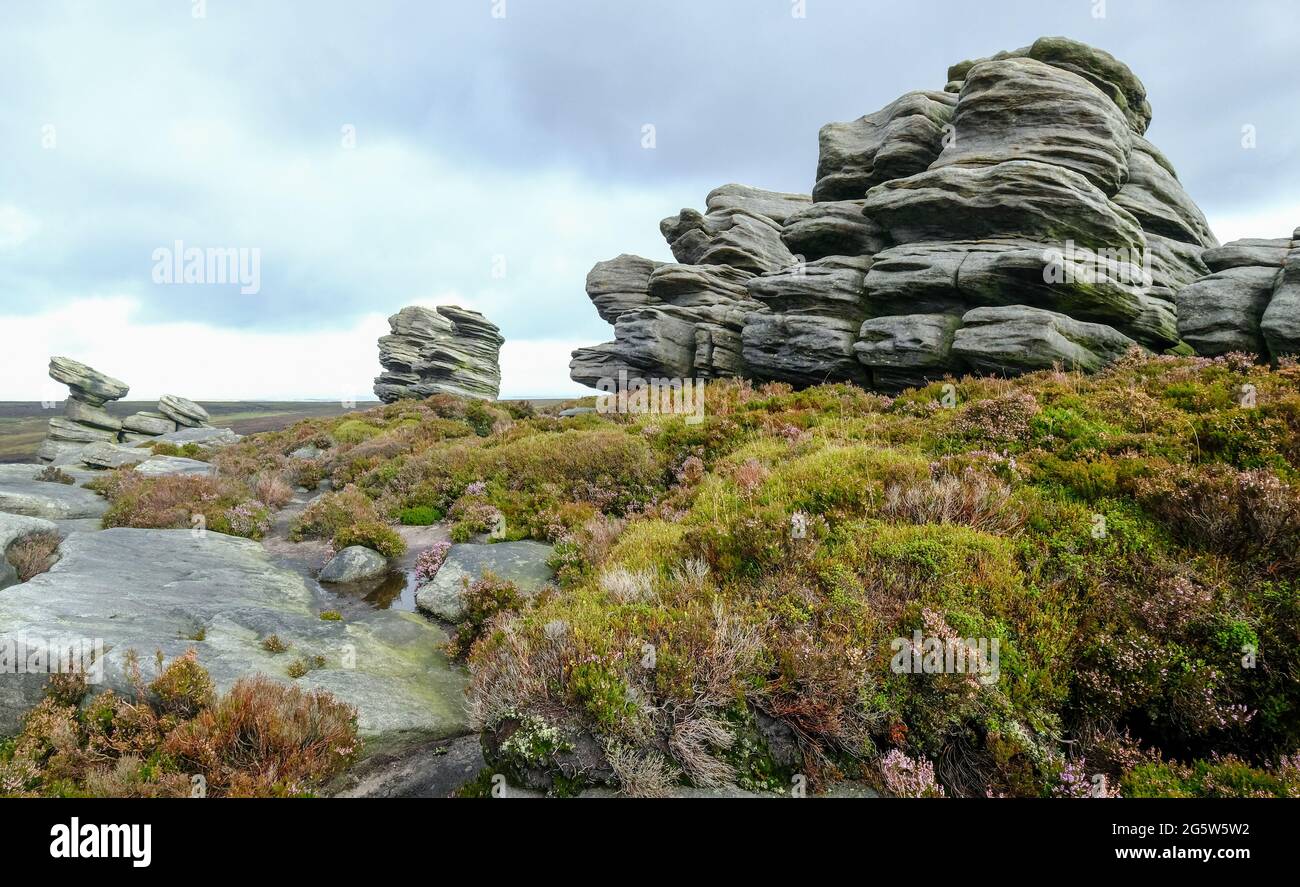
[
  {"left": 374, "top": 305, "right": 504, "bottom": 402},
  {"left": 48, "top": 356, "right": 128, "bottom": 406},
  {"left": 571, "top": 36, "right": 1220, "bottom": 393}
]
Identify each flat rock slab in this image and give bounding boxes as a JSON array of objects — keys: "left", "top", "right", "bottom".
[
  {"left": 0, "top": 528, "right": 469, "bottom": 744},
  {"left": 415, "top": 540, "right": 555, "bottom": 622},
  {"left": 0, "top": 477, "right": 108, "bottom": 521},
  {"left": 133, "top": 456, "right": 215, "bottom": 477}
]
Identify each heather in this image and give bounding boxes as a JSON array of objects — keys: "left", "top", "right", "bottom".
[
  {"left": 0, "top": 651, "right": 359, "bottom": 797},
  {"left": 67, "top": 352, "right": 1300, "bottom": 796}
]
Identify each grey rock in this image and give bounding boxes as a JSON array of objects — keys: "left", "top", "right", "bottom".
[
  {"left": 36, "top": 440, "right": 90, "bottom": 466},
  {"left": 569, "top": 341, "right": 636, "bottom": 390},
  {"left": 414, "top": 541, "right": 555, "bottom": 623},
  {"left": 747, "top": 256, "right": 871, "bottom": 321},
  {"left": 863, "top": 160, "right": 1146, "bottom": 253},
  {"left": 289, "top": 445, "right": 323, "bottom": 460},
  {"left": 855, "top": 313, "right": 962, "bottom": 391},
  {"left": 1261, "top": 247, "right": 1300, "bottom": 358},
  {"left": 374, "top": 305, "right": 505, "bottom": 402},
  {"left": 78, "top": 441, "right": 149, "bottom": 470},
  {"left": 953, "top": 305, "right": 1138, "bottom": 374},
  {"left": 1202, "top": 239, "right": 1291, "bottom": 272},
  {"left": 704, "top": 183, "right": 810, "bottom": 225},
  {"left": 585, "top": 254, "right": 666, "bottom": 324},
  {"left": 122, "top": 412, "right": 177, "bottom": 436},
  {"left": 133, "top": 455, "right": 216, "bottom": 477},
  {"left": 1176, "top": 266, "right": 1278, "bottom": 356},
  {"left": 0, "top": 477, "right": 108, "bottom": 521},
  {"left": 63, "top": 398, "right": 123, "bottom": 432},
  {"left": 46, "top": 417, "right": 116, "bottom": 444},
  {"left": 660, "top": 204, "right": 795, "bottom": 274},
  {"left": 932, "top": 57, "right": 1132, "bottom": 195},
  {"left": 742, "top": 314, "right": 870, "bottom": 388},
  {"left": 139, "top": 426, "right": 242, "bottom": 447},
  {"left": 0, "top": 529, "right": 469, "bottom": 741},
  {"left": 158, "top": 394, "right": 210, "bottom": 427},
  {"left": 0, "top": 512, "right": 60, "bottom": 591},
  {"left": 328, "top": 734, "right": 484, "bottom": 798},
  {"left": 558, "top": 407, "right": 596, "bottom": 418},
  {"left": 949, "top": 36, "right": 1151, "bottom": 135},
  {"left": 319, "top": 545, "right": 389, "bottom": 584},
  {"left": 48, "top": 356, "right": 129, "bottom": 405},
  {"left": 781, "top": 200, "right": 888, "bottom": 261},
  {"left": 813, "top": 91, "right": 957, "bottom": 202}
]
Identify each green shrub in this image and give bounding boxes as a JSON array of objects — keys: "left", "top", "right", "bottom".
[
  {"left": 399, "top": 505, "right": 443, "bottom": 525},
  {"left": 332, "top": 521, "right": 406, "bottom": 558}
]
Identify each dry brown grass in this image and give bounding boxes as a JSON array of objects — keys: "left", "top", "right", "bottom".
[{"left": 6, "top": 531, "right": 61, "bottom": 582}]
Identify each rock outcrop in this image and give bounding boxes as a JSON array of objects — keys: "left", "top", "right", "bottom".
[
  {"left": 374, "top": 306, "right": 504, "bottom": 402},
  {"left": 39, "top": 357, "right": 223, "bottom": 465},
  {"left": 571, "top": 37, "right": 1228, "bottom": 392},
  {"left": 1177, "top": 227, "right": 1300, "bottom": 359}
]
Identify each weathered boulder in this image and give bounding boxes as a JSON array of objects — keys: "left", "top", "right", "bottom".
[
  {"left": 158, "top": 394, "right": 210, "bottom": 428},
  {"left": 855, "top": 313, "right": 962, "bottom": 391},
  {"left": 585, "top": 254, "right": 666, "bottom": 324},
  {"left": 862, "top": 160, "right": 1146, "bottom": 252},
  {"left": 781, "top": 200, "right": 887, "bottom": 261},
  {"left": 953, "top": 305, "right": 1138, "bottom": 374},
  {"left": 1261, "top": 245, "right": 1300, "bottom": 357},
  {"left": 813, "top": 91, "right": 957, "bottom": 202},
  {"left": 46, "top": 417, "right": 117, "bottom": 444},
  {"left": 319, "top": 545, "right": 390, "bottom": 584},
  {"left": 374, "top": 305, "right": 504, "bottom": 402},
  {"left": 48, "top": 356, "right": 128, "bottom": 405},
  {"left": 742, "top": 314, "right": 870, "bottom": 388},
  {"left": 122, "top": 412, "right": 177, "bottom": 436},
  {"left": 931, "top": 57, "right": 1132, "bottom": 195},
  {"left": 63, "top": 398, "right": 122, "bottom": 432},
  {"left": 79, "top": 441, "right": 149, "bottom": 470},
  {"left": 1177, "top": 225, "right": 1300, "bottom": 361},
  {"left": 414, "top": 541, "right": 555, "bottom": 622}
]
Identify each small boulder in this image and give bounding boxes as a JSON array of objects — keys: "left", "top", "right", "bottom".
[
  {"left": 415, "top": 541, "right": 554, "bottom": 622},
  {"left": 158, "top": 394, "right": 210, "bottom": 428},
  {"left": 319, "top": 545, "right": 389, "bottom": 583}
]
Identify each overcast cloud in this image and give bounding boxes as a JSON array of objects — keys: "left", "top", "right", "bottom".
[{"left": 1, "top": 0, "right": 1296, "bottom": 398}]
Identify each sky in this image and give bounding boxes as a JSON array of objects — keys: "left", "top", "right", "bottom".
[{"left": 1, "top": 0, "right": 1297, "bottom": 401}]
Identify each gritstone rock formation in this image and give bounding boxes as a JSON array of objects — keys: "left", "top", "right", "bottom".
[
  {"left": 570, "top": 36, "right": 1243, "bottom": 393},
  {"left": 374, "top": 305, "right": 505, "bottom": 402},
  {"left": 1177, "top": 227, "right": 1300, "bottom": 360},
  {"left": 39, "top": 357, "right": 219, "bottom": 465}
]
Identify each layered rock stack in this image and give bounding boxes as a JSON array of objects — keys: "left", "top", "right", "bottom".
[
  {"left": 40, "top": 358, "right": 131, "bottom": 463},
  {"left": 374, "top": 305, "right": 504, "bottom": 402},
  {"left": 38, "top": 357, "right": 216, "bottom": 465},
  {"left": 571, "top": 36, "right": 1229, "bottom": 392},
  {"left": 1177, "top": 227, "right": 1300, "bottom": 359}
]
